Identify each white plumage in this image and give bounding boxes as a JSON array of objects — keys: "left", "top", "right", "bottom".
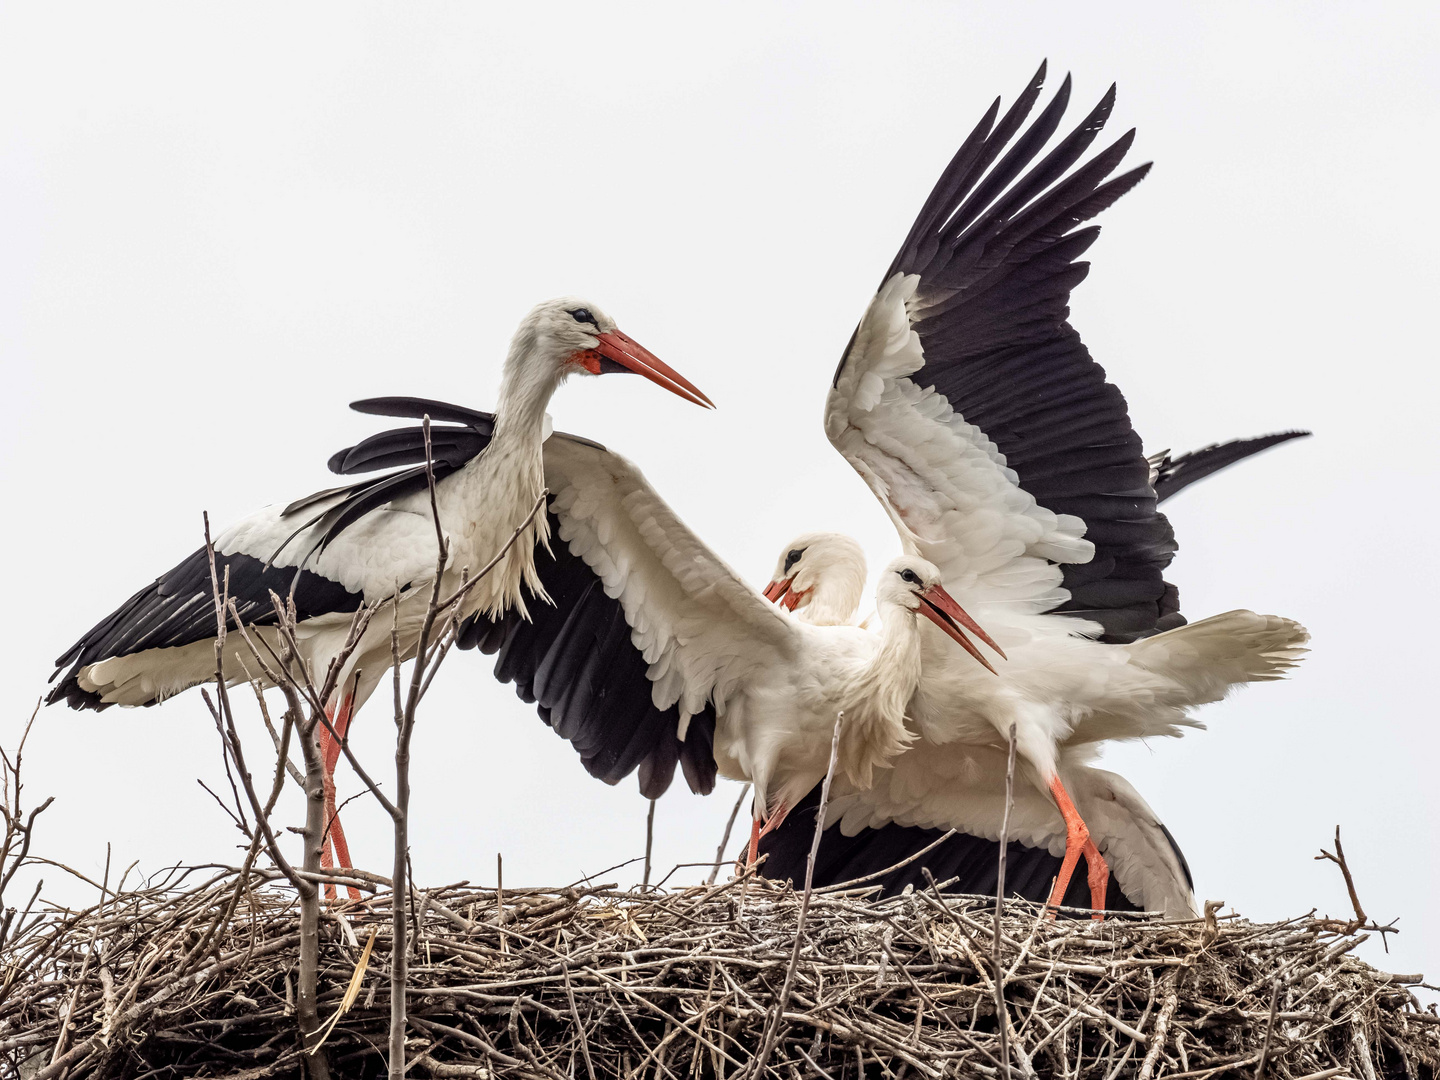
[
  {"left": 50, "top": 296, "right": 714, "bottom": 883},
  {"left": 765, "top": 534, "right": 1289, "bottom": 916}
]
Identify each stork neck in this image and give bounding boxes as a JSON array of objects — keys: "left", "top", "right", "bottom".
[
  {"left": 492, "top": 361, "right": 559, "bottom": 446},
  {"left": 798, "top": 583, "right": 863, "bottom": 627},
  {"left": 864, "top": 604, "right": 924, "bottom": 693},
  {"left": 830, "top": 600, "right": 922, "bottom": 791}
]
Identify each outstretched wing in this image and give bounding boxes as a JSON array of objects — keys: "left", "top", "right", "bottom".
[
  {"left": 757, "top": 785, "right": 1143, "bottom": 914},
  {"left": 826, "top": 64, "right": 1173, "bottom": 643},
  {"left": 758, "top": 749, "right": 1194, "bottom": 915},
  {"left": 330, "top": 400, "right": 795, "bottom": 799}
]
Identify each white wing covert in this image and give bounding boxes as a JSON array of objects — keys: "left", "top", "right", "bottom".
[
  {"left": 540, "top": 437, "right": 797, "bottom": 726},
  {"left": 827, "top": 64, "right": 1182, "bottom": 642},
  {"left": 326, "top": 399, "right": 797, "bottom": 800}
]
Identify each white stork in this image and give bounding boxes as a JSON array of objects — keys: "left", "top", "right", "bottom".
[
  {"left": 47, "top": 297, "right": 713, "bottom": 887},
  {"left": 754, "top": 435, "right": 1304, "bottom": 915},
  {"left": 320, "top": 67, "right": 1308, "bottom": 913},
  {"left": 754, "top": 65, "right": 1311, "bottom": 911}
]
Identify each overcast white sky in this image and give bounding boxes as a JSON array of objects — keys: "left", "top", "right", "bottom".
[{"left": 1, "top": 2, "right": 1436, "bottom": 991}]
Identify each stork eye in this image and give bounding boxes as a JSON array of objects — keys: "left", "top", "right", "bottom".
[
  {"left": 568, "top": 308, "right": 598, "bottom": 327},
  {"left": 784, "top": 548, "right": 806, "bottom": 573},
  {"left": 898, "top": 568, "right": 920, "bottom": 585}
]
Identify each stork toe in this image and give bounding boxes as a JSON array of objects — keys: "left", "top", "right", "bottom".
[{"left": 1082, "top": 838, "right": 1111, "bottom": 921}]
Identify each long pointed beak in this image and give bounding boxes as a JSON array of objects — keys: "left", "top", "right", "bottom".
[
  {"left": 762, "top": 577, "right": 801, "bottom": 610},
  {"left": 762, "top": 578, "right": 791, "bottom": 603},
  {"left": 593, "top": 330, "right": 715, "bottom": 409},
  {"left": 918, "top": 583, "right": 1007, "bottom": 675}
]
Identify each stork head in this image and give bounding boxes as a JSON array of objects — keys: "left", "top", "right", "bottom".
[
  {"left": 762, "top": 532, "right": 867, "bottom": 626},
  {"left": 875, "top": 556, "right": 1006, "bottom": 675},
  {"left": 508, "top": 297, "right": 713, "bottom": 408}
]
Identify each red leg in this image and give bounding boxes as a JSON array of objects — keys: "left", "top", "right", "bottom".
[
  {"left": 757, "top": 803, "right": 791, "bottom": 841},
  {"left": 317, "top": 694, "right": 361, "bottom": 902},
  {"left": 1081, "top": 838, "right": 1110, "bottom": 921},
  {"left": 744, "top": 803, "right": 791, "bottom": 871},
  {"left": 1044, "top": 776, "right": 1092, "bottom": 919}
]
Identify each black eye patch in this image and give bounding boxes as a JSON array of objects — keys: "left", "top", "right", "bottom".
[
  {"left": 784, "top": 548, "right": 806, "bottom": 574},
  {"left": 899, "top": 568, "right": 920, "bottom": 585},
  {"left": 568, "top": 308, "right": 598, "bottom": 327}
]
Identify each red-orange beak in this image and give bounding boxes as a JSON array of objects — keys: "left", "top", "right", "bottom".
[
  {"left": 586, "top": 329, "right": 715, "bottom": 409},
  {"left": 762, "top": 577, "right": 801, "bottom": 610},
  {"left": 918, "top": 583, "right": 1007, "bottom": 675}
]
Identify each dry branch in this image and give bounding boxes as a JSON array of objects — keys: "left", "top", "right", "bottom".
[{"left": 1, "top": 867, "right": 1435, "bottom": 1079}]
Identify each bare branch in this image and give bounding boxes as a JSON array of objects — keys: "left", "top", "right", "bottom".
[
  {"left": 750, "top": 710, "right": 844, "bottom": 1078},
  {"left": 994, "top": 721, "right": 1017, "bottom": 1078},
  {"left": 1315, "top": 825, "right": 1368, "bottom": 931},
  {"left": 706, "top": 784, "right": 749, "bottom": 887}
]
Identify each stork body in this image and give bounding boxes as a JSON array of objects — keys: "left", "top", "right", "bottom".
[
  {"left": 48, "top": 298, "right": 713, "bottom": 886},
  {"left": 755, "top": 68, "right": 1310, "bottom": 913},
  {"left": 713, "top": 557, "right": 1000, "bottom": 858},
  {"left": 766, "top": 541, "right": 1297, "bottom": 914},
  {"left": 755, "top": 431, "right": 1306, "bottom": 913}
]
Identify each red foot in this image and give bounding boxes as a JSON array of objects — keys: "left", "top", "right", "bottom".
[{"left": 1081, "top": 837, "right": 1110, "bottom": 922}]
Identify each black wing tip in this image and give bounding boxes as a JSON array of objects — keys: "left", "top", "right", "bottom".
[
  {"left": 349, "top": 397, "right": 409, "bottom": 416},
  {"left": 45, "top": 675, "right": 109, "bottom": 712},
  {"left": 348, "top": 396, "right": 497, "bottom": 428}
]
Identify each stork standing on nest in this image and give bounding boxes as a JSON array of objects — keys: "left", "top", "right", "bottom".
[
  {"left": 754, "top": 434, "right": 1306, "bottom": 917},
  {"left": 750, "top": 62, "right": 1312, "bottom": 914},
  {"left": 47, "top": 298, "right": 713, "bottom": 888}
]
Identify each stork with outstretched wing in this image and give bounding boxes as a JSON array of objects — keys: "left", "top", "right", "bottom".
[
  {"left": 47, "top": 298, "right": 713, "bottom": 891},
  {"left": 326, "top": 66, "right": 1308, "bottom": 914},
  {"left": 757, "top": 433, "right": 1306, "bottom": 916}
]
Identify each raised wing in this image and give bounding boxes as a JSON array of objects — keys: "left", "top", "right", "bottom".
[
  {"left": 329, "top": 399, "right": 797, "bottom": 799},
  {"left": 826, "top": 64, "right": 1173, "bottom": 642}
]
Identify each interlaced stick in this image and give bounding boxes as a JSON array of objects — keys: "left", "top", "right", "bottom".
[{"left": 0, "top": 865, "right": 1431, "bottom": 1080}]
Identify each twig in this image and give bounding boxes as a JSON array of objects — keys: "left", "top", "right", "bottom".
[
  {"left": 1138, "top": 967, "right": 1181, "bottom": 1080},
  {"left": 706, "top": 784, "right": 749, "bottom": 887},
  {"left": 642, "top": 800, "right": 657, "bottom": 890},
  {"left": 203, "top": 514, "right": 332, "bottom": 1080},
  {"left": 994, "top": 722, "right": 1017, "bottom": 1079},
  {"left": 1315, "top": 826, "right": 1367, "bottom": 931},
  {"left": 750, "top": 710, "right": 844, "bottom": 1079},
  {"left": 1254, "top": 982, "right": 1281, "bottom": 1079}
]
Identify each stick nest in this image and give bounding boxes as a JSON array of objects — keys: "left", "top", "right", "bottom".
[{"left": 2, "top": 868, "right": 1436, "bottom": 1079}]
